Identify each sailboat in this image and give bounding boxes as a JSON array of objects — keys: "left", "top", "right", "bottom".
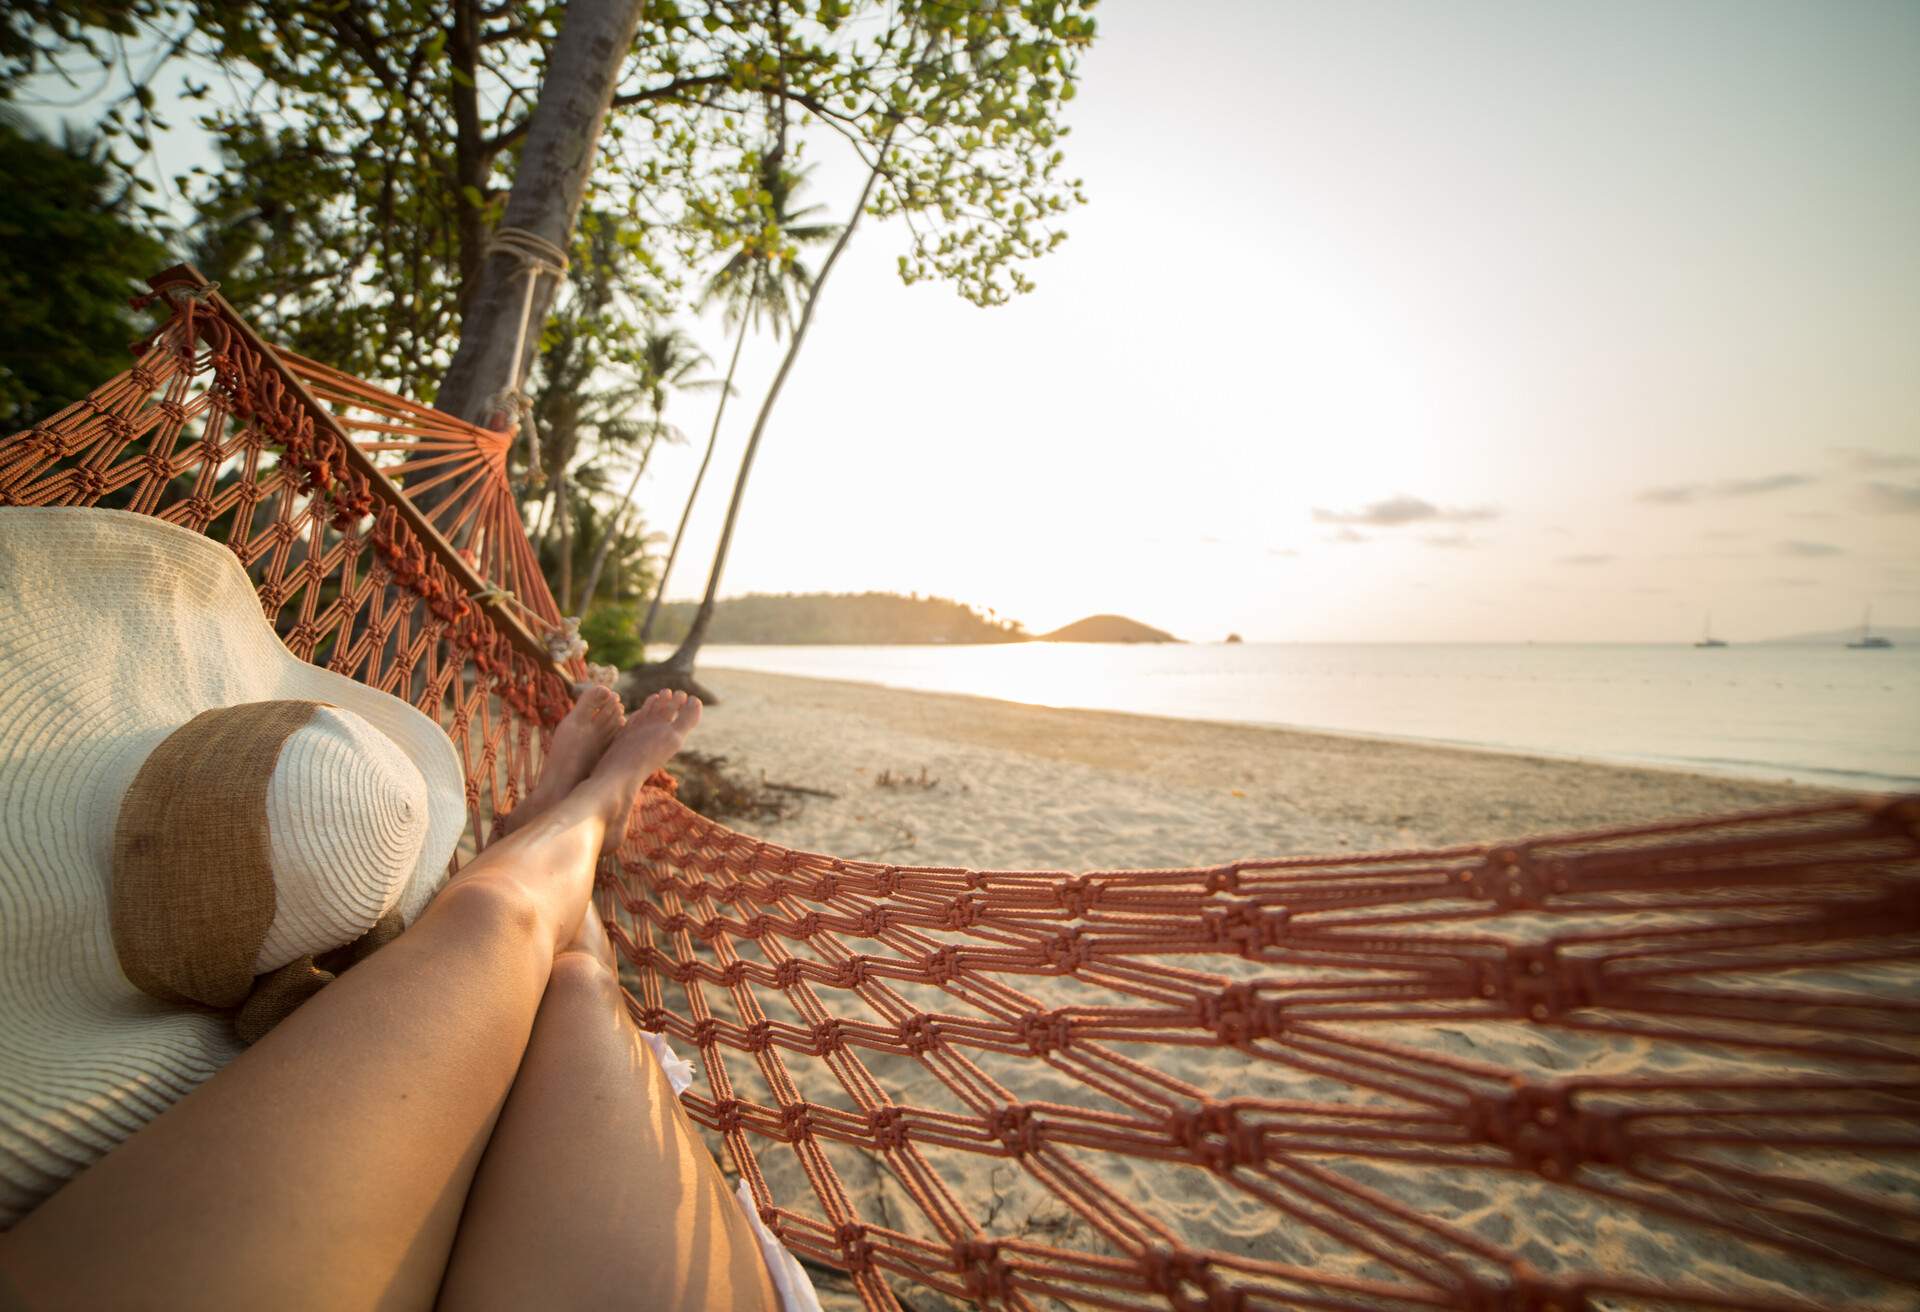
[
  {"left": 1847, "top": 606, "right": 1893, "bottom": 649},
  {"left": 1694, "top": 613, "right": 1727, "bottom": 648}
]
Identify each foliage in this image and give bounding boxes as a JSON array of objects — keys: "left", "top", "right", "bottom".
[
  {"left": 6, "top": 0, "right": 1097, "bottom": 382},
  {"left": 645, "top": 591, "right": 1028, "bottom": 646},
  {"left": 579, "top": 601, "right": 646, "bottom": 670},
  {"left": 0, "top": 112, "right": 167, "bottom": 428}
]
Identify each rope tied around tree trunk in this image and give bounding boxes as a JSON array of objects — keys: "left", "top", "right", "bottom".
[{"left": 482, "top": 225, "right": 571, "bottom": 489}]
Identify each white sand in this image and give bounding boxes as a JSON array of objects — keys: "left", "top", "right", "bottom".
[
  {"left": 689, "top": 668, "right": 1837, "bottom": 870},
  {"left": 660, "top": 670, "right": 1907, "bottom": 1311}
]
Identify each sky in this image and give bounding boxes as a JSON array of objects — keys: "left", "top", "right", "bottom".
[
  {"left": 27, "top": 1, "right": 1920, "bottom": 642},
  {"left": 652, "top": 0, "right": 1920, "bottom": 642}
]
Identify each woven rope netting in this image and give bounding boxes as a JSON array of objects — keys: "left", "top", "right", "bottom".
[{"left": 2, "top": 269, "right": 1916, "bottom": 1312}]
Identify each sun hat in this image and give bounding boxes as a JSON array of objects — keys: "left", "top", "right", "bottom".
[{"left": 0, "top": 507, "right": 465, "bottom": 1225}]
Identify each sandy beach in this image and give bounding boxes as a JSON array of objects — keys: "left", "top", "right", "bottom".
[
  {"left": 653, "top": 670, "right": 1913, "bottom": 1311},
  {"left": 688, "top": 668, "right": 1840, "bottom": 869}
]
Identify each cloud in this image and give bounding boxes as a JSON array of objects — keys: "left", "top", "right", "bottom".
[
  {"left": 1765, "top": 577, "right": 1817, "bottom": 588},
  {"left": 1636, "top": 473, "right": 1814, "bottom": 505},
  {"left": 1831, "top": 446, "right": 1920, "bottom": 471},
  {"left": 1422, "top": 533, "right": 1479, "bottom": 548},
  {"left": 1311, "top": 494, "right": 1499, "bottom": 527},
  {"left": 1777, "top": 540, "right": 1844, "bottom": 557},
  {"left": 1700, "top": 530, "right": 1746, "bottom": 541},
  {"left": 1862, "top": 481, "right": 1920, "bottom": 514},
  {"left": 1638, "top": 484, "right": 1702, "bottom": 505},
  {"left": 1721, "top": 473, "right": 1814, "bottom": 496},
  {"left": 1557, "top": 553, "right": 1613, "bottom": 566},
  {"left": 1327, "top": 528, "right": 1369, "bottom": 545},
  {"left": 1266, "top": 547, "right": 1299, "bottom": 557}
]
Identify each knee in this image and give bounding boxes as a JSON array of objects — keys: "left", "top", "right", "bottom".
[{"left": 547, "top": 948, "right": 622, "bottom": 1006}]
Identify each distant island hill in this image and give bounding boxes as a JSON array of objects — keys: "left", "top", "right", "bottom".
[{"left": 645, "top": 593, "right": 1182, "bottom": 645}]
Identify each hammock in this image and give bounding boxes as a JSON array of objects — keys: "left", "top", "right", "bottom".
[{"left": 3, "top": 265, "right": 1916, "bottom": 1312}]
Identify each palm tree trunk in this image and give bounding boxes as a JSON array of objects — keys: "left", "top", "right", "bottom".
[
  {"left": 639, "top": 316, "right": 748, "bottom": 648},
  {"left": 554, "top": 470, "right": 575, "bottom": 614},
  {"left": 575, "top": 429, "right": 660, "bottom": 607},
  {"left": 661, "top": 151, "right": 888, "bottom": 674}
]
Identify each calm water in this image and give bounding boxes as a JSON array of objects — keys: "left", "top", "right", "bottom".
[{"left": 699, "top": 642, "right": 1920, "bottom": 791}]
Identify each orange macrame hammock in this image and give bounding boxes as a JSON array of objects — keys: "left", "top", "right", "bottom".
[{"left": 3, "top": 266, "right": 1916, "bottom": 1312}]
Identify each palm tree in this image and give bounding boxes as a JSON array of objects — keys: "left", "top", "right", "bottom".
[
  {"left": 636, "top": 149, "right": 839, "bottom": 650},
  {"left": 574, "top": 326, "right": 716, "bottom": 607},
  {"left": 636, "top": 140, "right": 889, "bottom": 693}
]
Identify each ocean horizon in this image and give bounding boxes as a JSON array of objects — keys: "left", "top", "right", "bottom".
[{"left": 694, "top": 640, "right": 1920, "bottom": 792}]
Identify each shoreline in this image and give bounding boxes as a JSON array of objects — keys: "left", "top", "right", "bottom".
[{"left": 683, "top": 667, "right": 1845, "bottom": 873}]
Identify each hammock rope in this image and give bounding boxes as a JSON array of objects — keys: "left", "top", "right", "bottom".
[
  {"left": 3, "top": 265, "right": 1916, "bottom": 1312},
  {"left": 482, "top": 224, "right": 570, "bottom": 487}
]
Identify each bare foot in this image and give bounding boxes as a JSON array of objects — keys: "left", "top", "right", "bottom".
[
  {"left": 496, "top": 684, "right": 624, "bottom": 839},
  {"left": 580, "top": 690, "right": 702, "bottom": 838}
]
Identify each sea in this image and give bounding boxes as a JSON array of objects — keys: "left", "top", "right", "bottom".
[{"left": 698, "top": 642, "right": 1920, "bottom": 792}]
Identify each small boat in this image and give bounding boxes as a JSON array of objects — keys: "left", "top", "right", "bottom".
[
  {"left": 1847, "top": 606, "right": 1893, "bottom": 649},
  {"left": 1694, "top": 613, "right": 1727, "bottom": 648}
]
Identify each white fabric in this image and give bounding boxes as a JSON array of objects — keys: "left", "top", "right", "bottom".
[
  {"left": 638, "top": 1026, "right": 822, "bottom": 1312},
  {"left": 734, "top": 1179, "right": 826, "bottom": 1312},
  {"left": 638, "top": 1029, "right": 696, "bottom": 1096},
  {"left": 0, "top": 508, "right": 464, "bottom": 1224}
]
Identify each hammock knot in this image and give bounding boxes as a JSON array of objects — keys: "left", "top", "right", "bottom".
[
  {"left": 810, "top": 1019, "right": 848, "bottom": 1054},
  {"left": 711, "top": 1097, "right": 744, "bottom": 1134},
  {"left": 1141, "top": 1246, "right": 1218, "bottom": 1309},
  {"left": 924, "top": 946, "right": 962, "bottom": 984},
  {"left": 1205, "top": 866, "right": 1242, "bottom": 895},
  {"left": 779, "top": 1101, "right": 816, "bottom": 1143},
  {"left": 1501, "top": 944, "right": 1594, "bottom": 1021},
  {"left": 1170, "top": 1104, "right": 1262, "bottom": 1175},
  {"left": 793, "top": 912, "right": 823, "bottom": 939},
  {"left": 1056, "top": 874, "right": 1097, "bottom": 918},
  {"left": 988, "top": 1104, "right": 1041, "bottom": 1156},
  {"left": 831, "top": 957, "right": 870, "bottom": 988},
  {"left": 833, "top": 1221, "right": 874, "bottom": 1276},
  {"left": 857, "top": 906, "right": 890, "bottom": 937},
  {"left": 1045, "top": 925, "right": 1092, "bottom": 972},
  {"left": 1198, "top": 984, "right": 1278, "bottom": 1044},
  {"left": 900, "top": 1014, "right": 939, "bottom": 1056},
  {"left": 691, "top": 1018, "right": 719, "bottom": 1047},
  {"left": 1474, "top": 847, "right": 1557, "bottom": 910},
  {"left": 1467, "top": 1084, "right": 1628, "bottom": 1180},
  {"left": 943, "top": 893, "right": 986, "bottom": 931},
  {"left": 772, "top": 958, "right": 804, "bottom": 989},
  {"left": 1207, "top": 903, "right": 1290, "bottom": 956},
  {"left": 953, "top": 1238, "right": 1011, "bottom": 1301},
  {"left": 869, "top": 1106, "right": 909, "bottom": 1150},
  {"left": 1020, "top": 1011, "right": 1072, "bottom": 1056},
  {"left": 743, "top": 1021, "right": 773, "bottom": 1054}
]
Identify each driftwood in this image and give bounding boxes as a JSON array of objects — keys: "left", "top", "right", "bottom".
[{"left": 761, "top": 778, "right": 837, "bottom": 800}]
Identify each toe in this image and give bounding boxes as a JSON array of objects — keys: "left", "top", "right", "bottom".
[{"left": 673, "top": 696, "right": 703, "bottom": 732}]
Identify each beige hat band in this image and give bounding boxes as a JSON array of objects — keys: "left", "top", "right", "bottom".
[{"left": 109, "top": 700, "right": 325, "bottom": 1009}]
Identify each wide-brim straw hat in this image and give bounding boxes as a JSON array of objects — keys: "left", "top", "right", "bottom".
[{"left": 0, "top": 507, "right": 464, "bottom": 1224}]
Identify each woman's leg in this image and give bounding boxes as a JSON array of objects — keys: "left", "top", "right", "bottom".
[
  {"left": 0, "top": 692, "right": 701, "bottom": 1312},
  {"left": 435, "top": 907, "right": 777, "bottom": 1311}
]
